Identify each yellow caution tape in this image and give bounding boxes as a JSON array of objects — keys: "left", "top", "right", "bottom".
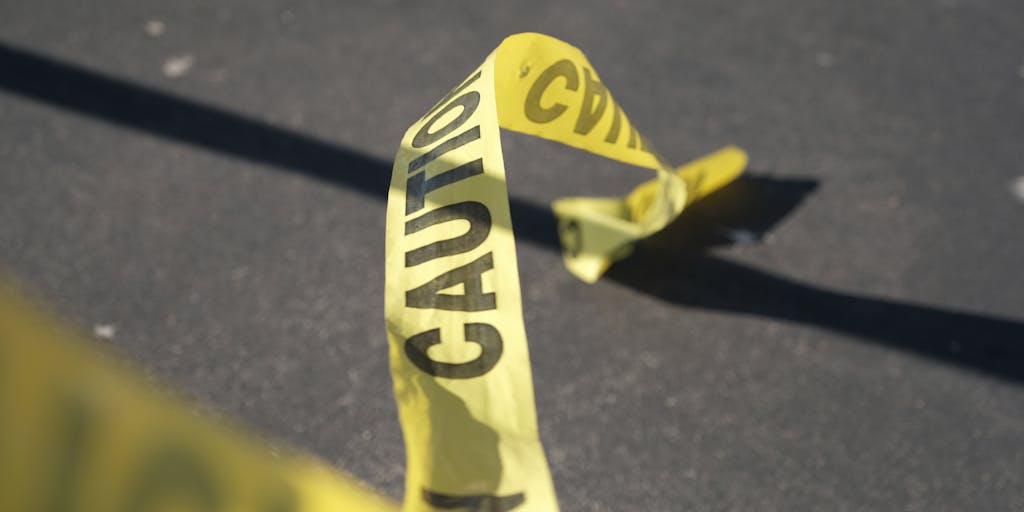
[
  {"left": 0, "top": 281, "right": 398, "bottom": 512},
  {"left": 0, "top": 31, "right": 746, "bottom": 512},
  {"left": 386, "top": 33, "right": 746, "bottom": 511}
]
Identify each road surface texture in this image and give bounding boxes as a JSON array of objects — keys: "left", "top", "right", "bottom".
[{"left": 2, "top": 1, "right": 1023, "bottom": 510}]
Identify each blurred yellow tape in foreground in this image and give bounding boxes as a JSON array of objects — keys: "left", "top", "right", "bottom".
[
  {"left": 0, "top": 282, "right": 398, "bottom": 512},
  {"left": 386, "top": 33, "right": 746, "bottom": 511}
]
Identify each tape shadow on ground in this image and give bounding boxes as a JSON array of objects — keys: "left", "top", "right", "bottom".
[
  {"left": 1, "top": 42, "right": 1022, "bottom": 384},
  {"left": 606, "top": 176, "right": 1024, "bottom": 384}
]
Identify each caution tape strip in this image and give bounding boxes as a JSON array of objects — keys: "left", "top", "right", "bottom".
[
  {"left": 386, "top": 33, "right": 746, "bottom": 511},
  {"left": 0, "top": 32, "right": 746, "bottom": 512}
]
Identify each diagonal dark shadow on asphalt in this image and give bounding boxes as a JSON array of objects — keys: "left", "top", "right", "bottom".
[
  {"left": 607, "top": 177, "right": 1024, "bottom": 384},
  {"left": 2, "top": 41, "right": 1022, "bottom": 384},
  {"left": 0, "top": 42, "right": 561, "bottom": 252}
]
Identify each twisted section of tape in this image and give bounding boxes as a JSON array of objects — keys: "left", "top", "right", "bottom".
[{"left": 386, "top": 33, "right": 747, "bottom": 511}]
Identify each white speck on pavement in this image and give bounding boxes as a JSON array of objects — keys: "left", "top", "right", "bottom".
[
  {"left": 1011, "top": 175, "right": 1024, "bottom": 203},
  {"left": 93, "top": 324, "right": 116, "bottom": 339},
  {"left": 144, "top": 20, "right": 165, "bottom": 37},
  {"left": 162, "top": 54, "right": 194, "bottom": 78}
]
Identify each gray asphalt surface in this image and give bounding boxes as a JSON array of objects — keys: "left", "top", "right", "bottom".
[{"left": 2, "top": 1, "right": 1023, "bottom": 510}]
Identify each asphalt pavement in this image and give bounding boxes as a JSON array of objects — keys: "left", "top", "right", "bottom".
[{"left": 2, "top": 1, "right": 1023, "bottom": 510}]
